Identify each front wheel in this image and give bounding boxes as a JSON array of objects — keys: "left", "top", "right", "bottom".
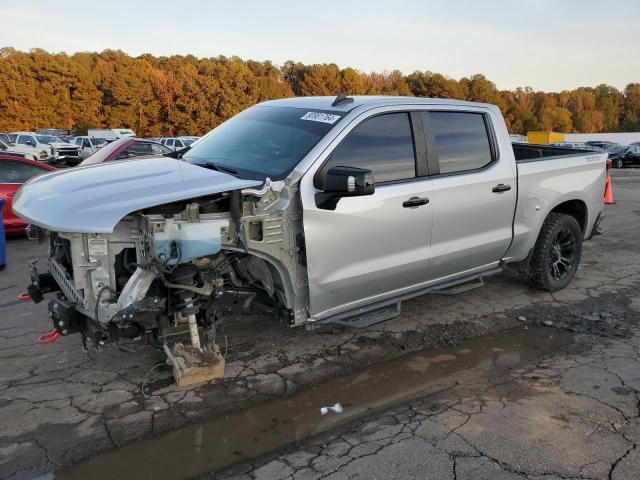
[{"left": 526, "top": 213, "right": 583, "bottom": 292}]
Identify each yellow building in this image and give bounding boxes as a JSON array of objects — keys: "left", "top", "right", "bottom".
[{"left": 527, "top": 131, "right": 566, "bottom": 144}]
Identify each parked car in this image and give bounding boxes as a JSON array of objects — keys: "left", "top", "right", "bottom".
[
  {"left": 79, "top": 138, "right": 171, "bottom": 166},
  {"left": 586, "top": 141, "right": 618, "bottom": 149},
  {"left": 605, "top": 145, "right": 640, "bottom": 168},
  {"left": 88, "top": 128, "right": 136, "bottom": 140},
  {"left": 0, "top": 138, "right": 48, "bottom": 161},
  {"left": 0, "top": 132, "right": 14, "bottom": 145},
  {"left": 15, "top": 96, "right": 606, "bottom": 360},
  {"left": 551, "top": 142, "right": 604, "bottom": 152},
  {"left": 160, "top": 137, "right": 199, "bottom": 151},
  {"left": 630, "top": 142, "right": 640, "bottom": 147},
  {"left": 9, "top": 132, "right": 81, "bottom": 165},
  {"left": 71, "top": 136, "right": 108, "bottom": 158},
  {"left": 0, "top": 155, "right": 55, "bottom": 235}
]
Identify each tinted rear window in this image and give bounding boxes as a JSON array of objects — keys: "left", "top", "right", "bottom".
[{"left": 426, "top": 112, "right": 493, "bottom": 174}]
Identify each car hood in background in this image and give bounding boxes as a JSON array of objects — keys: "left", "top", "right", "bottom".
[
  {"left": 48, "top": 142, "right": 78, "bottom": 149},
  {"left": 12, "top": 157, "right": 261, "bottom": 233}
]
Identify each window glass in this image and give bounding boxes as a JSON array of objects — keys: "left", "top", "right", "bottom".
[
  {"left": 150, "top": 143, "right": 171, "bottom": 154},
  {"left": 166, "top": 139, "right": 174, "bottom": 147},
  {"left": 320, "top": 113, "right": 416, "bottom": 185},
  {"left": 184, "top": 106, "right": 342, "bottom": 181},
  {"left": 83, "top": 139, "right": 91, "bottom": 148},
  {"left": 17, "top": 135, "right": 31, "bottom": 145},
  {"left": 127, "top": 142, "right": 153, "bottom": 155},
  {"left": 426, "top": 112, "right": 493, "bottom": 174},
  {"left": 0, "top": 160, "right": 46, "bottom": 183},
  {"left": 36, "top": 135, "right": 62, "bottom": 144}
]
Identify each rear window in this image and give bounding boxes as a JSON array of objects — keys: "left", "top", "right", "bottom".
[{"left": 426, "top": 112, "right": 493, "bottom": 174}]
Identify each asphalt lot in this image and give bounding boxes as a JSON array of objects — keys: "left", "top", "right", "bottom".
[{"left": 0, "top": 169, "right": 639, "bottom": 479}]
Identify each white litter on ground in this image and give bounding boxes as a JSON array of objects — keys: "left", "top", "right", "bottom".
[{"left": 320, "top": 402, "right": 344, "bottom": 415}]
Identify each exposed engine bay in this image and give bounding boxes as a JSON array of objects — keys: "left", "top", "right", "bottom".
[{"left": 28, "top": 177, "right": 309, "bottom": 359}]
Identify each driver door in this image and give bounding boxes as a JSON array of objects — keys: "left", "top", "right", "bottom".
[{"left": 301, "top": 111, "right": 434, "bottom": 320}]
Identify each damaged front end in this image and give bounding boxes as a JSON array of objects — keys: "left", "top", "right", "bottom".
[{"left": 25, "top": 175, "right": 309, "bottom": 383}]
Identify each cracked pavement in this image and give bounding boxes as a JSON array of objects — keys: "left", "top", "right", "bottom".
[
  {"left": 216, "top": 314, "right": 640, "bottom": 480},
  {"left": 1, "top": 170, "right": 639, "bottom": 479}
]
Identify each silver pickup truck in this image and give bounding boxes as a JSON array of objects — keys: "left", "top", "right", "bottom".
[{"left": 14, "top": 95, "right": 606, "bottom": 355}]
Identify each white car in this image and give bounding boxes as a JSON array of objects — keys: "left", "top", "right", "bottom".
[
  {"left": 71, "top": 136, "right": 108, "bottom": 159},
  {"left": 10, "top": 132, "right": 81, "bottom": 163},
  {"left": 160, "top": 137, "right": 199, "bottom": 151},
  {"left": 0, "top": 138, "right": 48, "bottom": 161}
]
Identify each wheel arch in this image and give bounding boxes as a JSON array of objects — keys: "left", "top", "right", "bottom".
[{"left": 548, "top": 199, "right": 588, "bottom": 235}]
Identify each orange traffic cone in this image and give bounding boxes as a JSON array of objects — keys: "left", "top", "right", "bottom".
[{"left": 604, "top": 173, "right": 615, "bottom": 204}]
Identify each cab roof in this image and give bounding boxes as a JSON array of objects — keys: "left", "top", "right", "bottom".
[{"left": 258, "top": 95, "right": 497, "bottom": 113}]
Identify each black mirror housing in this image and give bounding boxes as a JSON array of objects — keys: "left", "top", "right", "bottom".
[{"left": 315, "top": 166, "right": 374, "bottom": 210}]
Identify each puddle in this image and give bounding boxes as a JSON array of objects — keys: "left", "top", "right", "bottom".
[{"left": 55, "top": 325, "right": 573, "bottom": 480}]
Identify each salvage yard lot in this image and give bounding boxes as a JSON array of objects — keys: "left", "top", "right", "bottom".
[{"left": 0, "top": 169, "right": 639, "bottom": 479}]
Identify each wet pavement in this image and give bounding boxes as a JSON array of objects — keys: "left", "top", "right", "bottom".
[
  {"left": 214, "top": 297, "right": 640, "bottom": 480},
  {"left": 56, "top": 326, "right": 575, "bottom": 480},
  {"left": 1, "top": 169, "right": 639, "bottom": 479}
]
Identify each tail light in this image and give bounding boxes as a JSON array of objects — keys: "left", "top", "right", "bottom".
[{"left": 606, "top": 158, "right": 612, "bottom": 171}]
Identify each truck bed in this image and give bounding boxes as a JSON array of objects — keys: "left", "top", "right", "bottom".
[
  {"left": 505, "top": 145, "right": 608, "bottom": 264},
  {"left": 512, "top": 143, "right": 600, "bottom": 162}
]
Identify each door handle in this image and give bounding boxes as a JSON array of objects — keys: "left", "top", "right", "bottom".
[
  {"left": 492, "top": 184, "right": 511, "bottom": 193},
  {"left": 402, "top": 196, "right": 430, "bottom": 208}
]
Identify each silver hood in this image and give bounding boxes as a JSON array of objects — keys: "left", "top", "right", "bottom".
[{"left": 12, "top": 157, "right": 261, "bottom": 233}]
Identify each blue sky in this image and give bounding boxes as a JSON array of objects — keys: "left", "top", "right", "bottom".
[{"left": 1, "top": 0, "right": 638, "bottom": 91}]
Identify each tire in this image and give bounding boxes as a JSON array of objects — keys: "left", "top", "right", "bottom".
[
  {"left": 526, "top": 213, "right": 582, "bottom": 292},
  {"left": 614, "top": 158, "right": 624, "bottom": 169}
]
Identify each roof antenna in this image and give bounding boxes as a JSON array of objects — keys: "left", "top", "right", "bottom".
[{"left": 332, "top": 92, "right": 354, "bottom": 107}]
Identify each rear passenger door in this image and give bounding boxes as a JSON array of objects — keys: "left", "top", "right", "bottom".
[
  {"left": 422, "top": 110, "right": 516, "bottom": 282},
  {"left": 302, "top": 111, "right": 434, "bottom": 319}
]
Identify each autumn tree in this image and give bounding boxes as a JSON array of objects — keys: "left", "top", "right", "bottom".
[
  {"left": 622, "top": 83, "right": 640, "bottom": 131},
  {"left": 0, "top": 48, "right": 638, "bottom": 136}
]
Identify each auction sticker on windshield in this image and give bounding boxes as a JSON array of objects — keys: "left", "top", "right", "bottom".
[{"left": 300, "top": 111, "right": 341, "bottom": 124}]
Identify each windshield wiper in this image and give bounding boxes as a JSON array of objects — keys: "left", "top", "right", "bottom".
[
  {"left": 166, "top": 145, "right": 191, "bottom": 159},
  {"left": 199, "top": 162, "right": 239, "bottom": 176}
]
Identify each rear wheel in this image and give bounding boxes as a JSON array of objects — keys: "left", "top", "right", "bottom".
[
  {"left": 527, "top": 213, "right": 582, "bottom": 292},
  {"left": 614, "top": 158, "right": 624, "bottom": 169}
]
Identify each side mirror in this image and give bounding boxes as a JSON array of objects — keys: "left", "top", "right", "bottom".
[{"left": 315, "top": 166, "right": 375, "bottom": 210}]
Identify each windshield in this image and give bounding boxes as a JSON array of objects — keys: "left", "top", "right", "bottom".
[
  {"left": 183, "top": 106, "right": 343, "bottom": 180},
  {"left": 36, "top": 135, "right": 64, "bottom": 144},
  {"left": 605, "top": 145, "right": 628, "bottom": 154}
]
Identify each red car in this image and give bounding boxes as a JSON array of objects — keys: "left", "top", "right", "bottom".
[
  {"left": 0, "top": 155, "right": 56, "bottom": 236},
  {"left": 79, "top": 138, "right": 171, "bottom": 166}
]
